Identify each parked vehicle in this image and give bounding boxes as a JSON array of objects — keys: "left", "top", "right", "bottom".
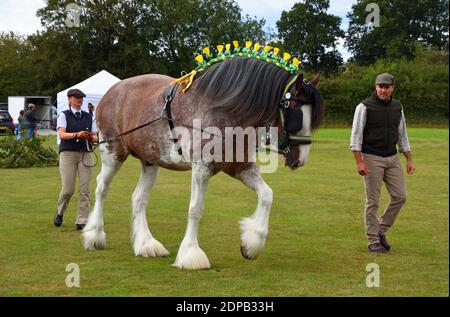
[
  {"left": 0, "top": 110, "right": 15, "bottom": 134},
  {"left": 8, "top": 96, "right": 52, "bottom": 129}
]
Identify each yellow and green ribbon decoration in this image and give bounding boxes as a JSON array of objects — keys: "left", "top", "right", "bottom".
[{"left": 173, "top": 41, "right": 303, "bottom": 93}]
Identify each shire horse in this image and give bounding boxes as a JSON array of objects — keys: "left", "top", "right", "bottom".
[{"left": 82, "top": 57, "right": 324, "bottom": 270}]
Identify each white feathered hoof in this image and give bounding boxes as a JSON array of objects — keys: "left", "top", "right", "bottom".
[
  {"left": 239, "top": 218, "right": 267, "bottom": 260},
  {"left": 82, "top": 227, "right": 106, "bottom": 250},
  {"left": 240, "top": 238, "right": 265, "bottom": 260},
  {"left": 134, "top": 237, "right": 169, "bottom": 257},
  {"left": 172, "top": 245, "right": 211, "bottom": 270}
]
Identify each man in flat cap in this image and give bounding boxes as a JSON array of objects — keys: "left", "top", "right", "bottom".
[
  {"left": 350, "top": 73, "right": 415, "bottom": 253},
  {"left": 54, "top": 88, "right": 98, "bottom": 231}
]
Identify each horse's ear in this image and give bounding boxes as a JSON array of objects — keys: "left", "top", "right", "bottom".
[
  {"left": 295, "top": 73, "right": 304, "bottom": 91},
  {"left": 310, "top": 72, "right": 321, "bottom": 87}
]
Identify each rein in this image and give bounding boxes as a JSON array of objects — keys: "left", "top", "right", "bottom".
[
  {"left": 97, "top": 118, "right": 164, "bottom": 145},
  {"left": 96, "top": 85, "right": 180, "bottom": 146}
]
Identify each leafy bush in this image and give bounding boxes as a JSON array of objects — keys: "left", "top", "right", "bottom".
[
  {"left": 0, "top": 136, "right": 58, "bottom": 168},
  {"left": 315, "top": 52, "right": 449, "bottom": 123}
]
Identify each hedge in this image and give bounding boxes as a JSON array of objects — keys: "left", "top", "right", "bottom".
[
  {"left": 311, "top": 53, "right": 449, "bottom": 124},
  {"left": 0, "top": 136, "right": 58, "bottom": 168}
]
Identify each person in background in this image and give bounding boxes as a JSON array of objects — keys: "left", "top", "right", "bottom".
[
  {"left": 53, "top": 89, "right": 98, "bottom": 231},
  {"left": 350, "top": 73, "right": 415, "bottom": 253},
  {"left": 16, "top": 110, "right": 27, "bottom": 140},
  {"left": 25, "top": 103, "right": 37, "bottom": 138},
  {"left": 88, "top": 103, "right": 95, "bottom": 115}
]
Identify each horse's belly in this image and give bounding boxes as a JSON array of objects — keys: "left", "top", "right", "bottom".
[{"left": 144, "top": 141, "right": 193, "bottom": 171}]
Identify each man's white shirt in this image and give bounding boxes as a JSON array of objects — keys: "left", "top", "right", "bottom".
[{"left": 349, "top": 103, "right": 411, "bottom": 153}]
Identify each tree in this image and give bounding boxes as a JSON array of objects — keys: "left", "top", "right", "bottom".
[
  {"left": 346, "top": 0, "right": 449, "bottom": 65},
  {"left": 0, "top": 32, "right": 39, "bottom": 101},
  {"left": 144, "top": 0, "right": 266, "bottom": 76},
  {"left": 198, "top": 0, "right": 266, "bottom": 44},
  {"left": 1, "top": 0, "right": 267, "bottom": 101},
  {"left": 32, "top": 0, "right": 267, "bottom": 83},
  {"left": 276, "top": 0, "right": 344, "bottom": 74},
  {"left": 35, "top": 0, "right": 154, "bottom": 81}
]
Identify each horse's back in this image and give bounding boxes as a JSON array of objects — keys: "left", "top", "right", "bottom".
[
  {"left": 97, "top": 74, "right": 173, "bottom": 128},
  {"left": 95, "top": 74, "right": 174, "bottom": 160},
  {"left": 97, "top": 74, "right": 173, "bottom": 116}
]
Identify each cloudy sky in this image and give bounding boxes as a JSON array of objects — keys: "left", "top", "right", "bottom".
[{"left": 0, "top": 0, "right": 357, "bottom": 60}]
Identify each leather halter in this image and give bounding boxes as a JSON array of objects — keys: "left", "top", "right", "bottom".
[{"left": 277, "top": 75, "right": 313, "bottom": 155}]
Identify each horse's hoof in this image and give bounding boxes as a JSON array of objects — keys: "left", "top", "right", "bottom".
[
  {"left": 240, "top": 244, "right": 258, "bottom": 260},
  {"left": 82, "top": 228, "right": 106, "bottom": 250},
  {"left": 172, "top": 245, "right": 211, "bottom": 270},
  {"left": 134, "top": 238, "right": 169, "bottom": 257}
]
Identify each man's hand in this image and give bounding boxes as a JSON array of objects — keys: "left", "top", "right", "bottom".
[
  {"left": 353, "top": 151, "right": 369, "bottom": 176},
  {"left": 403, "top": 152, "right": 415, "bottom": 175},
  {"left": 357, "top": 161, "right": 369, "bottom": 176},
  {"left": 406, "top": 161, "right": 415, "bottom": 175}
]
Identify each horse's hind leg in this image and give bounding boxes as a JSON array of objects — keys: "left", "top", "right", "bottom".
[
  {"left": 233, "top": 164, "right": 273, "bottom": 260},
  {"left": 172, "top": 163, "right": 211, "bottom": 270},
  {"left": 83, "top": 143, "right": 122, "bottom": 250},
  {"left": 131, "top": 161, "right": 169, "bottom": 257}
]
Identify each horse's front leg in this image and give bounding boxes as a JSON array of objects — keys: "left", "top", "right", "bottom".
[
  {"left": 172, "top": 163, "right": 211, "bottom": 270},
  {"left": 131, "top": 161, "right": 169, "bottom": 257},
  {"left": 83, "top": 143, "right": 122, "bottom": 250},
  {"left": 236, "top": 164, "right": 273, "bottom": 260}
]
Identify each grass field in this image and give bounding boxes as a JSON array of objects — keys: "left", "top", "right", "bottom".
[{"left": 0, "top": 128, "right": 448, "bottom": 296}]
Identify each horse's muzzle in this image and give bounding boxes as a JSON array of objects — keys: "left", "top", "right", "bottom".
[
  {"left": 285, "top": 157, "right": 303, "bottom": 170},
  {"left": 285, "top": 146, "right": 303, "bottom": 170}
]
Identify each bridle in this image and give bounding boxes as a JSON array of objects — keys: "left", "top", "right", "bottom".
[{"left": 276, "top": 75, "right": 314, "bottom": 156}]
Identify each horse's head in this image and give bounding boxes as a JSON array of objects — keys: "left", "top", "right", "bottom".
[{"left": 280, "top": 73, "right": 324, "bottom": 170}]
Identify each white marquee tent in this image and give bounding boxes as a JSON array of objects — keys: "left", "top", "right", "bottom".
[{"left": 56, "top": 69, "right": 121, "bottom": 114}]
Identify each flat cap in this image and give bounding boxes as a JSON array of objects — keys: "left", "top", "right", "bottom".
[
  {"left": 375, "top": 73, "right": 395, "bottom": 85},
  {"left": 67, "top": 88, "right": 86, "bottom": 98}
]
